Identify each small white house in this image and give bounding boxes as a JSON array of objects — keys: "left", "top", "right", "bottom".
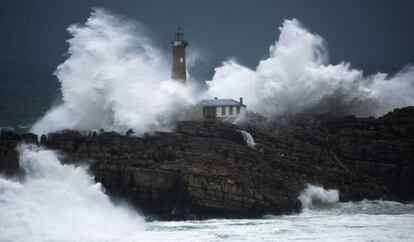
[{"left": 199, "top": 97, "right": 246, "bottom": 120}]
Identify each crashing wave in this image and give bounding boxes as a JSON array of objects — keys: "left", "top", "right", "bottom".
[
  {"left": 31, "top": 9, "right": 414, "bottom": 135},
  {"left": 30, "top": 8, "right": 195, "bottom": 136},
  {"left": 205, "top": 19, "right": 414, "bottom": 118},
  {"left": 298, "top": 184, "right": 339, "bottom": 210},
  {"left": 0, "top": 144, "right": 142, "bottom": 242}
]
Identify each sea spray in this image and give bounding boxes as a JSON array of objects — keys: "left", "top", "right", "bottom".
[
  {"left": 205, "top": 19, "right": 414, "bottom": 118},
  {"left": 298, "top": 184, "right": 339, "bottom": 210},
  {"left": 0, "top": 144, "right": 142, "bottom": 242},
  {"left": 31, "top": 8, "right": 195, "bottom": 136},
  {"left": 31, "top": 10, "right": 414, "bottom": 135}
]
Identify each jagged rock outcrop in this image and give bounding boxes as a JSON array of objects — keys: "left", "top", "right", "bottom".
[
  {"left": 0, "top": 132, "right": 37, "bottom": 176},
  {"left": 1, "top": 107, "right": 413, "bottom": 219},
  {"left": 243, "top": 106, "right": 414, "bottom": 201}
]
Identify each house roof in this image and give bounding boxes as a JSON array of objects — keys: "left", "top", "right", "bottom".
[{"left": 200, "top": 99, "right": 246, "bottom": 107}]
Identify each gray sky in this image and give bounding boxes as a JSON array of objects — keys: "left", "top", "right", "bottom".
[
  {"left": 1, "top": 0, "right": 414, "bottom": 77},
  {"left": 1, "top": 0, "right": 414, "bottom": 127}
]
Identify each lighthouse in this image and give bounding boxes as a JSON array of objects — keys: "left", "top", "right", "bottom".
[{"left": 171, "top": 26, "right": 188, "bottom": 83}]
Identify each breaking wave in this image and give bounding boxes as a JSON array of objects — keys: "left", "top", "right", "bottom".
[
  {"left": 298, "top": 184, "right": 339, "bottom": 210},
  {"left": 205, "top": 19, "right": 414, "bottom": 118},
  {"left": 0, "top": 144, "right": 142, "bottom": 242},
  {"left": 31, "top": 9, "right": 414, "bottom": 135},
  {"left": 31, "top": 8, "right": 195, "bottom": 136}
]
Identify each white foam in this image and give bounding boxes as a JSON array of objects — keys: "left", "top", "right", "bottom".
[
  {"left": 1, "top": 146, "right": 413, "bottom": 242},
  {"left": 0, "top": 126, "right": 15, "bottom": 131},
  {"left": 30, "top": 10, "right": 414, "bottom": 135},
  {"left": 136, "top": 205, "right": 414, "bottom": 242},
  {"left": 205, "top": 19, "right": 414, "bottom": 118},
  {"left": 0, "top": 144, "right": 142, "bottom": 242},
  {"left": 298, "top": 184, "right": 339, "bottom": 209},
  {"left": 30, "top": 8, "right": 195, "bottom": 136}
]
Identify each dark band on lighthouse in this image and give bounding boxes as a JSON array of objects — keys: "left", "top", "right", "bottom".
[{"left": 171, "top": 26, "right": 188, "bottom": 83}]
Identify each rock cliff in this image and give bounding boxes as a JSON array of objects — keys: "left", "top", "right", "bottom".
[{"left": 1, "top": 107, "right": 413, "bottom": 220}]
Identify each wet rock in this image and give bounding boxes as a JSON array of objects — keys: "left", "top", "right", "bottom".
[
  {"left": 0, "top": 131, "right": 37, "bottom": 176},
  {"left": 1, "top": 106, "right": 413, "bottom": 219}
]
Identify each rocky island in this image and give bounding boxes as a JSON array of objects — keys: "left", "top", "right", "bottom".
[{"left": 1, "top": 107, "right": 413, "bottom": 220}]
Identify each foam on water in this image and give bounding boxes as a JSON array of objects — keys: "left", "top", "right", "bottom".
[
  {"left": 0, "top": 126, "right": 15, "bottom": 132},
  {"left": 8, "top": 8, "right": 414, "bottom": 241},
  {"left": 138, "top": 198, "right": 414, "bottom": 242},
  {"left": 1, "top": 147, "right": 413, "bottom": 242},
  {"left": 0, "top": 144, "right": 142, "bottom": 242},
  {"left": 298, "top": 184, "right": 339, "bottom": 210}
]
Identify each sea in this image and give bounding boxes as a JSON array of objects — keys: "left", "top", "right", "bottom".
[
  {"left": 1, "top": 68, "right": 413, "bottom": 242},
  {"left": 142, "top": 206, "right": 414, "bottom": 242},
  {"left": 0, "top": 144, "right": 413, "bottom": 242},
  {"left": 2, "top": 4, "right": 414, "bottom": 240},
  {"left": 0, "top": 65, "right": 59, "bottom": 132}
]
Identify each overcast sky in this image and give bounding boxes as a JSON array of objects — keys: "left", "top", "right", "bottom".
[
  {"left": 1, "top": 0, "right": 413, "bottom": 127},
  {"left": 1, "top": 0, "right": 414, "bottom": 78}
]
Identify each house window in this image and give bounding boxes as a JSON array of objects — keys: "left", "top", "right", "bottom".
[
  {"left": 237, "top": 106, "right": 240, "bottom": 114},
  {"left": 229, "top": 106, "right": 233, "bottom": 115},
  {"left": 221, "top": 106, "right": 225, "bottom": 115}
]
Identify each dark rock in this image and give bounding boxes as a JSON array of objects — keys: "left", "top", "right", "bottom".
[
  {"left": 1, "top": 106, "right": 413, "bottom": 220},
  {"left": 0, "top": 131, "right": 38, "bottom": 176},
  {"left": 40, "top": 134, "right": 48, "bottom": 145},
  {"left": 126, "top": 129, "right": 134, "bottom": 136}
]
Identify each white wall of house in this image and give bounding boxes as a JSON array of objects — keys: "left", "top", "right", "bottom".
[{"left": 215, "top": 106, "right": 246, "bottom": 118}]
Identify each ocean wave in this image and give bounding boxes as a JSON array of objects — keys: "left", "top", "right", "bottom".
[{"left": 0, "top": 144, "right": 142, "bottom": 242}]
